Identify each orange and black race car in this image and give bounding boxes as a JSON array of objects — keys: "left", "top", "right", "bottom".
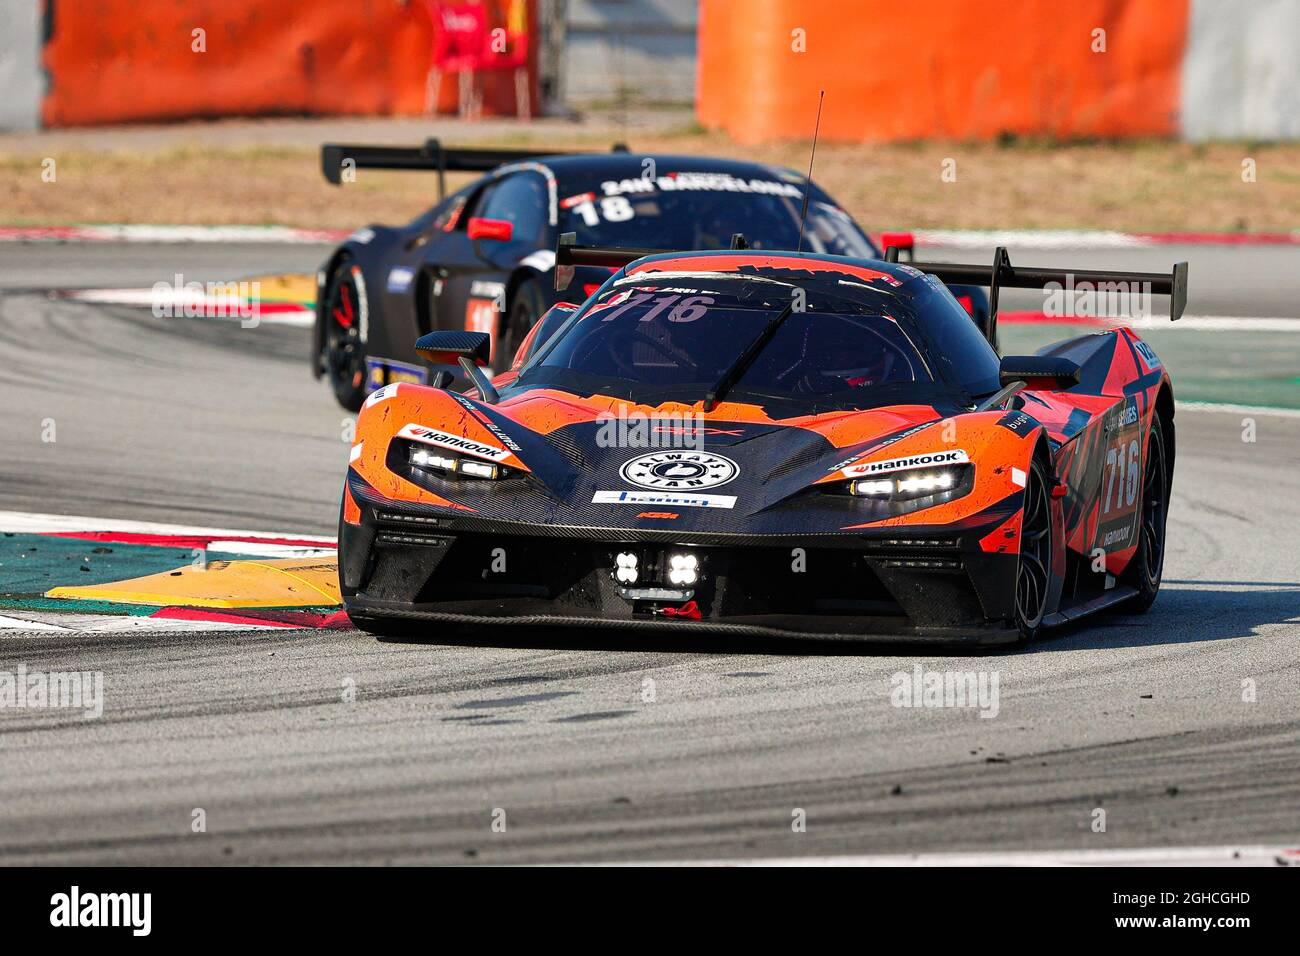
[{"left": 337, "top": 237, "right": 1186, "bottom": 645}]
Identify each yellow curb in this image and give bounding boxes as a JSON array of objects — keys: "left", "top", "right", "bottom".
[
  {"left": 250, "top": 272, "right": 316, "bottom": 306},
  {"left": 47, "top": 558, "right": 341, "bottom": 608}
]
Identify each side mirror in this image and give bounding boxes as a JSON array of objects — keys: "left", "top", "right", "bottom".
[
  {"left": 415, "top": 330, "right": 491, "bottom": 366},
  {"left": 467, "top": 217, "right": 513, "bottom": 242},
  {"left": 415, "top": 330, "right": 497, "bottom": 403},
  {"left": 999, "top": 355, "right": 1081, "bottom": 390}
]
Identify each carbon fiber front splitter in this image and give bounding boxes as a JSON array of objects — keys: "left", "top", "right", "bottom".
[{"left": 344, "top": 598, "right": 1023, "bottom": 646}]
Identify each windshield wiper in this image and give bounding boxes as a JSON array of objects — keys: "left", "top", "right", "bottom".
[{"left": 702, "top": 299, "right": 798, "bottom": 412}]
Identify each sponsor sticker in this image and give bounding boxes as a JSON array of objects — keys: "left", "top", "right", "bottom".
[
  {"left": 386, "top": 266, "right": 415, "bottom": 293},
  {"left": 841, "top": 449, "right": 969, "bottom": 478},
  {"left": 1104, "top": 397, "right": 1140, "bottom": 435},
  {"left": 593, "top": 490, "right": 736, "bottom": 509},
  {"left": 1135, "top": 340, "right": 1162, "bottom": 369},
  {"left": 365, "top": 357, "right": 428, "bottom": 391},
  {"left": 398, "top": 424, "right": 509, "bottom": 461},
  {"left": 519, "top": 249, "right": 557, "bottom": 272},
  {"left": 620, "top": 451, "right": 739, "bottom": 490},
  {"left": 997, "top": 411, "right": 1036, "bottom": 437},
  {"left": 362, "top": 383, "right": 400, "bottom": 408},
  {"left": 599, "top": 173, "right": 802, "bottom": 198}
]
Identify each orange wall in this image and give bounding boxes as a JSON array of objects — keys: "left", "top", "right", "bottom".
[
  {"left": 43, "top": 0, "right": 533, "bottom": 126},
  {"left": 698, "top": 0, "right": 1189, "bottom": 143}
]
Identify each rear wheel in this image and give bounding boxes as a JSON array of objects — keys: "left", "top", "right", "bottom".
[
  {"left": 323, "top": 256, "right": 367, "bottom": 412},
  {"left": 497, "top": 280, "right": 543, "bottom": 373},
  {"left": 1015, "top": 459, "right": 1052, "bottom": 641},
  {"left": 1121, "top": 412, "right": 1169, "bottom": 613}
]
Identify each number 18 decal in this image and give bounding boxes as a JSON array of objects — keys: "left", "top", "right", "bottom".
[
  {"left": 571, "top": 196, "right": 634, "bottom": 225},
  {"left": 1103, "top": 438, "right": 1140, "bottom": 514}
]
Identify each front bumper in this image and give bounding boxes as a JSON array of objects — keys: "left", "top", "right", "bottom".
[{"left": 340, "top": 481, "right": 1023, "bottom": 644}]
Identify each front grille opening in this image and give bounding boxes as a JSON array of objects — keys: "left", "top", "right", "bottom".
[
  {"left": 716, "top": 548, "right": 904, "bottom": 617},
  {"left": 414, "top": 535, "right": 600, "bottom": 605}
]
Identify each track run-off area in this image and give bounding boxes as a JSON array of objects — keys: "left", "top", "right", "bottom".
[{"left": 0, "top": 239, "right": 1296, "bottom": 864}]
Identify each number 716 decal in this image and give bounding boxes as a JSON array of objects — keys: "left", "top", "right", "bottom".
[{"left": 1103, "top": 438, "right": 1140, "bottom": 514}]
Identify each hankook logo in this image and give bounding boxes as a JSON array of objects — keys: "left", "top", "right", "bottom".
[{"left": 619, "top": 451, "right": 739, "bottom": 490}]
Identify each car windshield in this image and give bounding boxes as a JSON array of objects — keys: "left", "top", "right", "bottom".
[
  {"left": 516, "top": 272, "right": 961, "bottom": 412},
  {"left": 557, "top": 173, "right": 875, "bottom": 257}
]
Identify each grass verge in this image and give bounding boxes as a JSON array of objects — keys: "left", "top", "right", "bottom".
[{"left": 3, "top": 130, "right": 1299, "bottom": 232}]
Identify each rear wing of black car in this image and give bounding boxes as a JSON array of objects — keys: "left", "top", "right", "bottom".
[
  {"left": 553, "top": 231, "right": 753, "bottom": 292},
  {"left": 321, "top": 139, "right": 629, "bottom": 198},
  {"left": 896, "top": 246, "right": 1188, "bottom": 345},
  {"left": 554, "top": 233, "right": 1188, "bottom": 346}
]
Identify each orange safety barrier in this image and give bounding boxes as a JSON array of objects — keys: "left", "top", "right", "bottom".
[
  {"left": 697, "top": 0, "right": 1189, "bottom": 143},
  {"left": 43, "top": 0, "right": 535, "bottom": 126}
]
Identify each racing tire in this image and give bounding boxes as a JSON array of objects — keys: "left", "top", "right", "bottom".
[
  {"left": 1120, "top": 411, "right": 1169, "bottom": 613},
  {"left": 323, "top": 255, "right": 368, "bottom": 412},
  {"left": 1014, "top": 458, "right": 1053, "bottom": 641}
]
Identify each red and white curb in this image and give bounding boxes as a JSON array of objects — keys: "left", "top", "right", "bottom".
[
  {"left": 0, "top": 511, "right": 342, "bottom": 634},
  {"left": 0, "top": 511, "right": 335, "bottom": 558},
  {"left": 0, "top": 225, "right": 349, "bottom": 244},
  {"left": 61, "top": 287, "right": 314, "bottom": 327},
  {"left": 4, "top": 224, "right": 1300, "bottom": 248}
]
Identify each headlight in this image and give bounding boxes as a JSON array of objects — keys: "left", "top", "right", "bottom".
[
  {"left": 408, "top": 444, "right": 507, "bottom": 480},
  {"left": 848, "top": 465, "right": 968, "bottom": 501},
  {"left": 667, "top": 552, "right": 699, "bottom": 585}
]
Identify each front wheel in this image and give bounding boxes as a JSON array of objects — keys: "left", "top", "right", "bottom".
[
  {"left": 1015, "top": 459, "right": 1053, "bottom": 641},
  {"left": 1121, "top": 412, "right": 1169, "bottom": 613},
  {"left": 322, "top": 256, "right": 368, "bottom": 412}
]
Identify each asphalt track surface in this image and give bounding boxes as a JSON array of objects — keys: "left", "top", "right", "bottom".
[{"left": 0, "top": 242, "right": 1297, "bottom": 864}]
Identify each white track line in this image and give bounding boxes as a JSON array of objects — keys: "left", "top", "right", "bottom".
[
  {"left": 1118, "top": 315, "right": 1298, "bottom": 332},
  {"left": 1000, "top": 313, "right": 1300, "bottom": 332},
  {"left": 0, "top": 614, "right": 69, "bottom": 632},
  {"left": 917, "top": 229, "right": 1150, "bottom": 249},
  {"left": 915, "top": 229, "right": 1300, "bottom": 249},
  {"left": 1177, "top": 401, "right": 1300, "bottom": 419}
]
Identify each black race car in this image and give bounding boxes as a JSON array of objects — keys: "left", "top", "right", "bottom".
[{"left": 314, "top": 139, "right": 988, "bottom": 409}]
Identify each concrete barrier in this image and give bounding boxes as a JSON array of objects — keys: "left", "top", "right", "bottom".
[{"left": 0, "top": 0, "right": 42, "bottom": 130}]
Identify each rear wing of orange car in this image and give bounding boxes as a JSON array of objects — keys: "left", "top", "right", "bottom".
[
  {"left": 554, "top": 233, "right": 1188, "bottom": 347},
  {"left": 321, "top": 139, "right": 629, "bottom": 198},
  {"left": 898, "top": 246, "right": 1188, "bottom": 344}
]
